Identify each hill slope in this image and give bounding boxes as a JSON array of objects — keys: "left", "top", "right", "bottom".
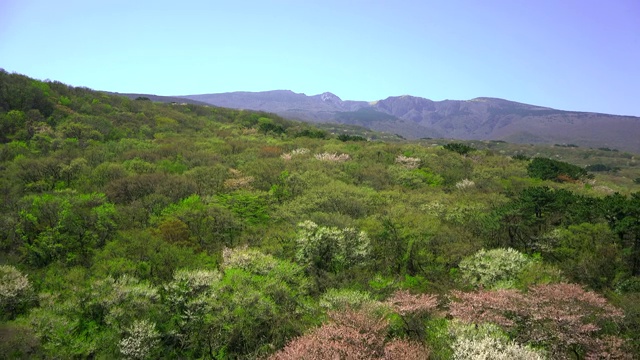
[{"left": 1, "top": 70, "right": 640, "bottom": 359}]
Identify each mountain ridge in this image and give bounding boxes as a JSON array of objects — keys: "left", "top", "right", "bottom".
[{"left": 178, "top": 91, "right": 640, "bottom": 153}]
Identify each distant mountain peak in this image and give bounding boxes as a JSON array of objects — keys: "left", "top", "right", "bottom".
[{"left": 319, "top": 92, "right": 342, "bottom": 102}]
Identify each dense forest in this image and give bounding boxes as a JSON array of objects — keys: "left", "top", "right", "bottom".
[{"left": 1, "top": 69, "right": 640, "bottom": 359}]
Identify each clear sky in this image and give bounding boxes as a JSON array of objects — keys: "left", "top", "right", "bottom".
[{"left": 1, "top": 0, "right": 639, "bottom": 116}]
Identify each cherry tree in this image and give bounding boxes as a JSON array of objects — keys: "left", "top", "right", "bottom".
[{"left": 449, "top": 283, "right": 629, "bottom": 359}]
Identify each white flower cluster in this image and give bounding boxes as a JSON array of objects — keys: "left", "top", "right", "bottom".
[
  {"left": 314, "top": 152, "right": 351, "bottom": 162},
  {"left": 0, "top": 265, "right": 31, "bottom": 304},
  {"left": 119, "top": 320, "right": 160, "bottom": 359},
  {"left": 280, "top": 148, "right": 309, "bottom": 160},
  {"left": 455, "top": 179, "right": 475, "bottom": 190},
  {"left": 166, "top": 269, "right": 220, "bottom": 297},
  {"left": 223, "top": 168, "right": 254, "bottom": 190},
  {"left": 395, "top": 155, "right": 421, "bottom": 169},
  {"left": 222, "top": 246, "right": 279, "bottom": 275},
  {"left": 452, "top": 335, "right": 544, "bottom": 360}
]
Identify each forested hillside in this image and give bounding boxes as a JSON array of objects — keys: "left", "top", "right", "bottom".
[{"left": 1, "top": 70, "right": 640, "bottom": 359}]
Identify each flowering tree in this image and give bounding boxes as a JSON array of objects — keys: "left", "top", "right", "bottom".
[
  {"left": 271, "top": 289, "right": 436, "bottom": 359},
  {"left": 118, "top": 320, "right": 160, "bottom": 360},
  {"left": 395, "top": 155, "right": 421, "bottom": 169},
  {"left": 452, "top": 335, "right": 544, "bottom": 360},
  {"left": 457, "top": 247, "right": 532, "bottom": 289},
  {"left": 269, "top": 308, "right": 429, "bottom": 360},
  {"left": 314, "top": 152, "right": 351, "bottom": 162},
  {"left": 385, "top": 289, "right": 438, "bottom": 316},
  {"left": 0, "top": 265, "right": 33, "bottom": 320},
  {"left": 449, "top": 283, "right": 629, "bottom": 359}
]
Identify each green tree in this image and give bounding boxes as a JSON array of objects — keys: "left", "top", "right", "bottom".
[
  {"left": 551, "top": 223, "right": 622, "bottom": 290},
  {"left": 16, "top": 191, "right": 117, "bottom": 267},
  {"left": 197, "top": 247, "right": 315, "bottom": 358},
  {"left": 443, "top": 143, "right": 475, "bottom": 155},
  {"left": 295, "top": 221, "right": 371, "bottom": 290},
  {"left": 527, "top": 157, "right": 586, "bottom": 181}
]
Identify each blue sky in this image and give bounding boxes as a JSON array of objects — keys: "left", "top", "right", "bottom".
[{"left": 1, "top": 0, "right": 639, "bottom": 116}]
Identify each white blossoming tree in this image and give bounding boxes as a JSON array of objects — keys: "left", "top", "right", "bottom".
[
  {"left": 119, "top": 319, "right": 160, "bottom": 359},
  {"left": 0, "top": 265, "right": 33, "bottom": 319},
  {"left": 458, "top": 248, "right": 532, "bottom": 289}
]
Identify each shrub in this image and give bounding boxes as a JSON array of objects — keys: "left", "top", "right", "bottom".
[
  {"left": 444, "top": 143, "right": 475, "bottom": 155},
  {"left": 585, "top": 164, "right": 617, "bottom": 172},
  {"left": 527, "top": 157, "right": 586, "bottom": 181},
  {"left": 337, "top": 134, "right": 367, "bottom": 142}
]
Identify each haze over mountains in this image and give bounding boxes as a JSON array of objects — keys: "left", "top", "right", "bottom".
[
  {"left": 175, "top": 91, "right": 640, "bottom": 153},
  {"left": 115, "top": 90, "right": 640, "bottom": 153}
]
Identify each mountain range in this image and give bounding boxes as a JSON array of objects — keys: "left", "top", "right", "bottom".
[{"left": 119, "top": 90, "right": 640, "bottom": 153}]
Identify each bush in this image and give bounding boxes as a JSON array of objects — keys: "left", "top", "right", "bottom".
[
  {"left": 443, "top": 143, "right": 475, "bottom": 156},
  {"left": 585, "top": 163, "right": 617, "bottom": 172},
  {"left": 527, "top": 157, "right": 586, "bottom": 181},
  {"left": 337, "top": 134, "right": 367, "bottom": 142}
]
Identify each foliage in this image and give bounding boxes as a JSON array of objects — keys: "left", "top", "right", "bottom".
[{"left": 202, "top": 247, "right": 316, "bottom": 358}]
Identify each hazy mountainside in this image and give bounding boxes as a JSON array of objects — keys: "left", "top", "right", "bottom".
[
  {"left": 105, "top": 92, "right": 211, "bottom": 106},
  {"left": 181, "top": 91, "right": 640, "bottom": 153},
  {"left": 185, "top": 90, "right": 368, "bottom": 122}
]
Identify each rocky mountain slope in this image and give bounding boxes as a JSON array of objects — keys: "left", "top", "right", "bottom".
[{"left": 180, "top": 91, "right": 640, "bottom": 153}]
